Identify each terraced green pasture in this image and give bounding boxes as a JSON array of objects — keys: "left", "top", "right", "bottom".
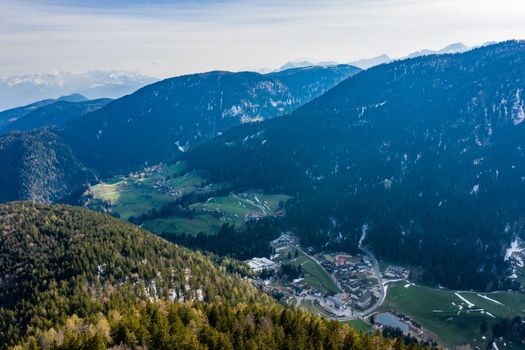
[{"left": 147, "top": 194, "right": 291, "bottom": 236}]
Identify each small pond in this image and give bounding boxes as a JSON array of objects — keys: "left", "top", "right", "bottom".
[{"left": 376, "top": 312, "right": 409, "bottom": 333}]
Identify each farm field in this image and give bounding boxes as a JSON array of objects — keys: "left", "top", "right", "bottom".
[
  {"left": 88, "top": 162, "right": 205, "bottom": 219},
  {"left": 145, "top": 193, "right": 290, "bottom": 236},
  {"left": 88, "top": 161, "right": 291, "bottom": 236},
  {"left": 90, "top": 179, "right": 174, "bottom": 220},
  {"left": 193, "top": 194, "right": 289, "bottom": 219},
  {"left": 380, "top": 282, "right": 525, "bottom": 348}
]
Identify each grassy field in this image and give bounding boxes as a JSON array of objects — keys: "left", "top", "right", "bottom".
[
  {"left": 91, "top": 180, "right": 174, "bottom": 220},
  {"left": 89, "top": 162, "right": 201, "bottom": 220},
  {"left": 381, "top": 282, "right": 525, "bottom": 347},
  {"left": 144, "top": 193, "right": 291, "bottom": 236},
  {"left": 89, "top": 162, "right": 291, "bottom": 236},
  {"left": 165, "top": 172, "right": 205, "bottom": 189},
  {"left": 193, "top": 196, "right": 260, "bottom": 219},
  {"left": 285, "top": 250, "right": 341, "bottom": 294},
  {"left": 346, "top": 319, "right": 374, "bottom": 333}
]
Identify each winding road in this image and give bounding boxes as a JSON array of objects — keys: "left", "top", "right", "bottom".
[
  {"left": 333, "top": 224, "right": 386, "bottom": 320},
  {"left": 327, "top": 225, "right": 387, "bottom": 321},
  {"left": 293, "top": 224, "right": 388, "bottom": 321}
]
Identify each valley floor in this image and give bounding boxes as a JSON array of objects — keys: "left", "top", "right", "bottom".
[{"left": 85, "top": 161, "right": 525, "bottom": 350}]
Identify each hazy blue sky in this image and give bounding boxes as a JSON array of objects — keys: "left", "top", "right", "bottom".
[{"left": 1, "top": 0, "right": 524, "bottom": 78}]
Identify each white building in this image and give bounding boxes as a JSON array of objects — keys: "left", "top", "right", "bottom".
[
  {"left": 247, "top": 257, "right": 276, "bottom": 272},
  {"left": 327, "top": 295, "right": 345, "bottom": 310}
]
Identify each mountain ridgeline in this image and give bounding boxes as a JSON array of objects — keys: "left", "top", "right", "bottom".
[
  {"left": 0, "top": 94, "right": 90, "bottom": 131},
  {"left": 61, "top": 65, "right": 360, "bottom": 176},
  {"left": 0, "top": 65, "right": 358, "bottom": 204},
  {"left": 0, "top": 98, "right": 111, "bottom": 134},
  {"left": 183, "top": 41, "right": 525, "bottom": 291},
  {"left": 0, "top": 202, "right": 415, "bottom": 350}
]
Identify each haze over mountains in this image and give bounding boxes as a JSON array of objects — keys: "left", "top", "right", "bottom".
[
  {"left": 0, "top": 70, "right": 156, "bottom": 111},
  {"left": 280, "top": 42, "right": 471, "bottom": 71},
  {"left": 0, "top": 93, "right": 88, "bottom": 130},
  {"left": 0, "top": 42, "right": 471, "bottom": 114},
  {"left": 349, "top": 43, "right": 470, "bottom": 69}
]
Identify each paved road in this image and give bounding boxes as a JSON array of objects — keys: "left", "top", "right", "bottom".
[
  {"left": 357, "top": 245, "right": 385, "bottom": 316},
  {"left": 290, "top": 226, "right": 387, "bottom": 321},
  {"left": 327, "top": 226, "right": 386, "bottom": 321}
]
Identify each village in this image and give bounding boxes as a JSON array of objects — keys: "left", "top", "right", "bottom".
[{"left": 247, "top": 233, "right": 410, "bottom": 322}]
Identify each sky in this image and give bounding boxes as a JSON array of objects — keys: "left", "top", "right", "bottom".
[{"left": 1, "top": 0, "right": 525, "bottom": 79}]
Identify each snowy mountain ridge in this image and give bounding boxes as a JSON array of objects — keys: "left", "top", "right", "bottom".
[{"left": 0, "top": 70, "right": 156, "bottom": 111}]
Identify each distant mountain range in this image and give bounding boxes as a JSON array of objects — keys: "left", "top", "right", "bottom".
[
  {"left": 348, "top": 54, "right": 392, "bottom": 70},
  {"left": 0, "top": 70, "right": 156, "bottom": 111},
  {"left": 0, "top": 94, "right": 111, "bottom": 134},
  {"left": 283, "top": 42, "right": 471, "bottom": 71},
  {"left": 403, "top": 42, "right": 469, "bottom": 59},
  {"left": 0, "top": 93, "right": 87, "bottom": 129},
  {"left": 276, "top": 60, "right": 339, "bottom": 72},
  {"left": 184, "top": 41, "right": 525, "bottom": 291},
  {"left": 61, "top": 65, "right": 361, "bottom": 176}
]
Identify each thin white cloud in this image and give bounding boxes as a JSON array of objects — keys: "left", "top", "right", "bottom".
[{"left": 1, "top": 0, "right": 524, "bottom": 78}]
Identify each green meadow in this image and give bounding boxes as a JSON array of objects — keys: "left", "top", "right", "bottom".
[
  {"left": 89, "top": 162, "right": 290, "bottom": 236},
  {"left": 381, "top": 282, "right": 525, "bottom": 347},
  {"left": 281, "top": 248, "right": 341, "bottom": 294}
]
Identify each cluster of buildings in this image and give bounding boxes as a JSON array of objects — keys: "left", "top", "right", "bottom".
[
  {"left": 244, "top": 211, "right": 269, "bottom": 222},
  {"left": 319, "top": 254, "right": 378, "bottom": 311},
  {"left": 384, "top": 265, "right": 409, "bottom": 279},
  {"left": 247, "top": 232, "right": 412, "bottom": 322},
  {"left": 270, "top": 233, "right": 299, "bottom": 256},
  {"left": 321, "top": 291, "right": 372, "bottom": 314},
  {"left": 127, "top": 163, "right": 185, "bottom": 198},
  {"left": 244, "top": 207, "right": 286, "bottom": 223}
]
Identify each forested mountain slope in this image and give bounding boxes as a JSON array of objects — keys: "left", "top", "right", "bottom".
[
  {"left": 184, "top": 41, "right": 525, "bottom": 291},
  {"left": 61, "top": 65, "right": 360, "bottom": 176},
  {"left": 0, "top": 94, "right": 88, "bottom": 131},
  {"left": 0, "top": 131, "right": 93, "bottom": 203},
  {"left": 0, "top": 98, "right": 111, "bottom": 134},
  {"left": 0, "top": 202, "right": 415, "bottom": 350}
]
